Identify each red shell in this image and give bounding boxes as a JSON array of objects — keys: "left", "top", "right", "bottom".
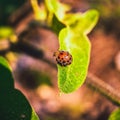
[{"left": 53, "top": 50, "right": 73, "bottom": 66}]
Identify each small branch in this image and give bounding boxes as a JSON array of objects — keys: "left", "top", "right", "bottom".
[
  {"left": 9, "top": 2, "right": 32, "bottom": 27},
  {"left": 86, "top": 73, "right": 120, "bottom": 106},
  {"left": 0, "top": 41, "right": 120, "bottom": 106},
  {"left": 11, "top": 41, "right": 57, "bottom": 69}
]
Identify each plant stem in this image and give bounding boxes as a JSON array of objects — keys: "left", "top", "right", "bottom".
[{"left": 86, "top": 73, "right": 120, "bottom": 106}]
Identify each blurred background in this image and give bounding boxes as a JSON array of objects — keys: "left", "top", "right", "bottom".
[{"left": 0, "top": 0, "right": 120, "bottom": 120}]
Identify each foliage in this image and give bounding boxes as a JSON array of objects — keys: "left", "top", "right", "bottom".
[
  {"left": 45, "top": 0, "right": 99, "bottom": 93},
  {"left": 0, "top": 26, "right": 14, "bottom": 39},
  {"left": 0, "top": 57, "right": 39, "bottom": 120},
  {"left": 109, "top": 108, "right": 120, "bottom": 120}
]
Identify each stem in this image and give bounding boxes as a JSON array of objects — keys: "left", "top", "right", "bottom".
[{"left": 86, "top": 73, "right": 120, "bottom": 106}]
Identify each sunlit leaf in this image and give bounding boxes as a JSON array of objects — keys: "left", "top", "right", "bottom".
[
  {"left": 0, "top": 26, "right": 14, "bottom": 39},
  {"left": 45, "top": 0, "right": 70, "bottom": 21},
  {"left": 109, "top": 108, "right": 120, "bottom": 120},
  {"left": 31, "top": 0, "right": 47, "bottom": 21},
  {"left": 46, "top": 0, "right": 99, "bottom": 93},
  {"left": 58, "top": 28, "right": 91, "bottom": 93},
  {"left": 31, "top": 110, "right": 40, "bottom": 120}
]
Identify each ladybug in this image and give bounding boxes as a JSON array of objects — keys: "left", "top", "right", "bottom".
[{"left": 53, "top": 50, "right": 73, "bottom": 66}]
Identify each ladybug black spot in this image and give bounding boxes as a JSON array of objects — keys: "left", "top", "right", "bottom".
[{"left": 53, "top": 50, "right": 73, "bottom": 66}]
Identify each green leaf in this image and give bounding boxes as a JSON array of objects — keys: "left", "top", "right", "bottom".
[
  {"left": 0, "top": 26, "right": 14, "bottom": 39},
  {"left": 31, "top": 110, "right": 40, "bottom": 120},
  {"left": 45, "top": 0, "right": 99, "bottom": 30},
  {"left": 0, "top": 89, "right": 32, "bottom": 120},
  {"left": 51, "top": 15, "right": 65, "bottom": 35},
  {"left": 45, "top": 0, "right": 70, "bottom": 21},
  {"left": 46, "top": 0, "right": 99, "bottom": 93},
  {"left": 0, "top": 89, "right": 39, "bottom": 120},
  {"left": 0, "top": 57, "right": 39, "bottom": 120},
  {"left": 70, "top": 10, "right": 99, "bottom": 34},
  {"left": 58, "top": 28, "right": 91, "bottom": 93},
  {"left": 109, "top": 108, "right": 120, "bottom": 120},
  {"left": 0, "top": 56, "right": 14, "bottom": 91}
]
